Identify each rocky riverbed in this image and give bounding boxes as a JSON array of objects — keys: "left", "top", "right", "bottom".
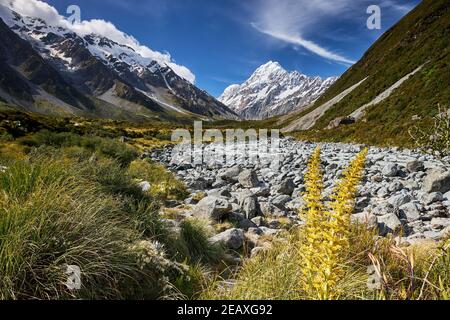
[{"left": 148, "top": 138, "right": 450, "bottom": 255}]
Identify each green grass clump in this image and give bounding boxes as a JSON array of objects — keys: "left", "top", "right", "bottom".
[
  {"left": 0, "top": 157, "right": 179, "bottom": 299},
  {"left": 127, "top": 159, "right": 188, "bottom": 201},
  {"left": 21, "top": 130, "right": 139, "bottom": 166},
  {"left": 0, "top": 141, "right": 221, "bottom": 300}
]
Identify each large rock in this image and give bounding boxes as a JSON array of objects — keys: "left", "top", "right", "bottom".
[
  {"left": 399, "top": 202, "right": 421, "bottom": 222},
  {"left": 271, "top": 195, "right": 291, "bottom": 209},
  {"left": 351, "top": 212, "right": 378, "bottom": 228},
  {"left": 219, "top": 166, "right": 242, "bottom": 182},
  {"left": 326, "top": 116, "right": 355, "bottom": 130},
  {"left": 242, "top": 196, "right": 259, "bottom": 219},
  {"left": 238, "top": 170, "right": 259, "bottom": 188},
  {"left": 209, "top": 228, "right": 245, "bottom": 250},
  {"left": 194, "top": 196, "right": 232, "bottom": 221},
  {"left": 378, "top": 213, "right": 403, "bottom": 235},
  {"left": 423, "top": 171, "right": 450, "bottom": 194},
  {"left": 382, "top": 163, "right": 399, "bottom": 177},
  {"left": 273, "top": 178, "right": 295, "bottom": 195},
  {"left": 388, "top": 193, "right": 411, "bottom": 208},
  {"left": 406, "top": 160, "right": 424, "bottom": 173},
  {"left": 422, "top": 192, "right": 444, "bottom": 205}
]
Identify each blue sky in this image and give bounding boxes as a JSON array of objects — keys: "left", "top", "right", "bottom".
[{"left": 44, "top": 0, "right": 420, "bottom": 97}]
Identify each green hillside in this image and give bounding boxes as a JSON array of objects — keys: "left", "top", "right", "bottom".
[{"left": 282, "top": 0, "right": 450, "bottom": 146}]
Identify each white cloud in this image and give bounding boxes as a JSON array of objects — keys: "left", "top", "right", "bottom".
[
  {"left": 3, "top": 0, "right": 195, "bottom": 83},
  {"left": 251, "top": 23, "right": 355, "bottom": 65},
  {"left": 250, "top": 0, "right": 363, "bottom": 65}
]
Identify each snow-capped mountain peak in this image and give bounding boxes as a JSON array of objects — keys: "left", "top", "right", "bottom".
[
  {"left": 0, "top": 3, "right": 237, "bottom": 119},
  {"left": 218, "top": 61, "right": 337, "bottom": 120}
]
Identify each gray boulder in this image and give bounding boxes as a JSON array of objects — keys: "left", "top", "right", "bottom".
[
  {"left": 219, "top": 166, "right": 241, "bottom": 182},
  {"left": 378, "top": 213, "right": 403, "bottom": 235},
  {"left": 251, "top": 216, "right": 267, "bottom": 227},
  {"left": 194, "top": 196, "right": 232, "bottom": 220},
  {"left": 238, "top": 170, "right": 259, "bottom": 188},
  {"left": 406, "top": 160, "right": 425, "bottom": 173},
  {"left": 430, "top": 218, "right": 450, "bottom": 229},
  {"left": 210, "top": 228, "right": 245, "bottom": 250},
  {"left": 399, "top": 202, "right": 421, "bottom": 222},
  {"left": 422, "top": 192, "right": 444, "bottom": 205},
  {"left": 237, "top": 219, "right": 257, "bottom": 230},
  {"left": 423, "top": 170, "right": 450, "bottom": 194},
  {"left": 382, "top": 163, "right": 399, "bottom": 177},
  {"left": 388, "top": 193, "right": 411, "bottom": 208},
  {"left": 351, "top": 212, "right": 378, "bottom": 228},
  {"left": 273, "top": 178, "right": 295, "bottom": 195},
  {"left": 242, "top": 196, "right": 259, "bottom": 219}
]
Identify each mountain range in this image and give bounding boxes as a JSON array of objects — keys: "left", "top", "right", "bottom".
[
  {"left": 0, "top": 4, "right": 237, "bottom": 122},
  {"left": 218, "top": 61, "right": 337, "bottom": 120}
]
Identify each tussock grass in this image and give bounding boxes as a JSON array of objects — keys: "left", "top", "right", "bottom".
[
  {"left": 20, "top": 130, "right": 139, "bottom": 166},
  {"left": 0, "top": 136, "right": 221, "bottom": 300},
  {"left": 127, "top": 159, "right": 188, "bottom": 201}
]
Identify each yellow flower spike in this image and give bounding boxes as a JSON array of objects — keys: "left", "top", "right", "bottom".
[{"left": 299, "top": 147, "right": 369, "bottom": 300}]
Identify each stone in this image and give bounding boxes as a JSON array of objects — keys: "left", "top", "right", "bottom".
[
  {"left": 399, "top": 202, "right": 421, "bottom": 222},
  {"left": 210, "top": 228, "right": 245, "bottom": 250},
  {"left": 251, "top": 216, "right": 266, "bottom": 227},
  {"left": 267, "top": 220, "right": 282, "bottom": 229},
  {"left": 271, "top": 195, "right": 291, "bottom": 209},
  {"left": 208, "top": 188, "right": 232, "bottom": 198},
  {"left": 259, "top": 227, "right": 280, "bottom": 236},
  {"left": 430, "top": 218, "right": 450, "bottom": 229},
  {"left": 423, "top": 170, "right": 450, "bottom": 194},
  {"left": 423, "top": 230, "right": 445, "bottom": 241},
  {"left": 444, "top": 191, "right": 450, "bottom": 201},
  {"left": 212, "top": 178, "right": 227, "bottom": 188},
  {"left": 194, "top": 196, "right": 232, "bottom": 221},
  {"left": 326, "top": 116, "right": 356, "bottom": 129},
  {"left": 238, "top": 170, "right": 259, "bottom": 188},
  {"left": 388, "top": 193, "right": 411, "bottom": 208},
  {"left": 351, "top": 212, "right": 378, "bottom": 228},
  {"left": 138, "top": 181, "right": 151, "bottom": 192},
  {"left": 388, "top": 181, "right": 404, "bottom": 193},
  {"left": 188, "top": 178, "right": 209, "bottom": 190},
  {"left": 237, "top": 219, "right": 257, "bottom": 230},
  {"left": 286, "top": 197, "right": 305, "bottom": 211},
  {"left": 242, "top": 196, "right": 259, "bottom": 219},
  {"left": 406, "top": 160, "right": 424, "bottom": 173},
  {"left": 422, "top": 192, "right": 444, "bottom": 205},
  {"left": 273, "top": 178, "right": 295, "bottom": 195},
  {"left": 382, "top": 163, "right": 399, "bottom": 177},
  {"left": 378, "top": 213, "right": 403, "bottom": 235},
  {"left": 219, "top": 166, "right": 241, "bottom": 182}
]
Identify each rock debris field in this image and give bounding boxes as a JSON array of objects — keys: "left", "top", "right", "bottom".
[{"left": 149, "top": 138, "right": 450, "bottom": 255}]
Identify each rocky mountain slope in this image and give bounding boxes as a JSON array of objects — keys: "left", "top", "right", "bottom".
[
  {"left": 0, "top": 4, "right": 237, "bottom": 121},
  {"left": 280, "top": 0, "right": 450, "bottom": 146},
  {"left": 218, "top": 61, "right": 337, "bottom": 120}
]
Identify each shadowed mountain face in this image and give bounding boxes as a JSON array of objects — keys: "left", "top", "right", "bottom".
[
  {"left": 0, "top": 5, "right": 237, "bottom": 121},
  {"left": 280, "top": 0, "right": 450, "bottom": 145}
]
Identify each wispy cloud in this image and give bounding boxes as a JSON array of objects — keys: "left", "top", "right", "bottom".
[
  {"left": 249, "top": 0, "right": 416, "bottom": 65},
  {"left": 251, "top": 23, "right": 355, "bottom": 65}
]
